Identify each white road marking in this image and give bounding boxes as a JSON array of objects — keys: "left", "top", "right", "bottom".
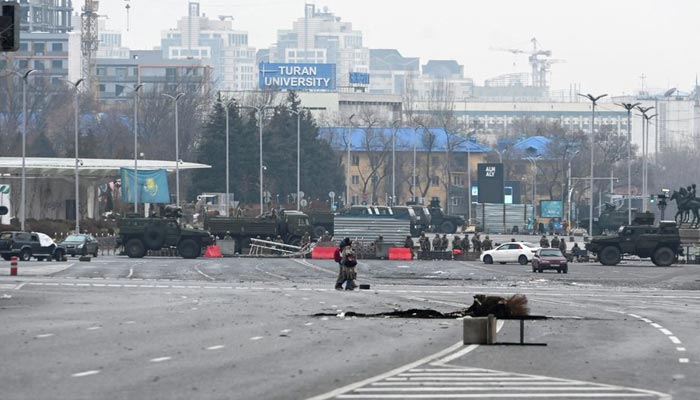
[
  {"left": 679, "top": 358, "right": 689, "bottom": 363},
  {"left": 35, "top": 333, "right": 54, "bottom": 338},
  {"left": 669, "top": 336, "right": 682, "bottom": 344},
  {"left": 304, "top": 322, "right": 314, "bottom": 326},
  {"left": 149, "top": 357, "right": 172, "bottom": 363},
  {"left": 127, "top": 267, "right": 134, "bottom": 279},
  {"left": 206, "top": 345, "right": 225, "bottom": 350},
  {"left": 677, "top": 347, "right": 686, "bottom": 352},
  {"left": 13, "top": 282, "right": 27, "bottom": 290},
  {"left": 659, "top": 328, "right": 672, "bottom": 336},
  {"left": 280, "top": 329, "right": 291, "bottom": 333},
  {"left": 124, "top": 321, "right": 136, "bottom": 324},
  {"left": 651, "top": 323, "right": 662, "bottom": 329},
  {"left": 250, "top": 336, "right": 264, "bottom": 341},
  {"left": 86, "top": 326, "right": 101, "bottom": 331},
  {"left": 194, "top": 265, "right": 215, "bottom": 281},
  {"left": 71, "top": 370, "right": 100, "bottom": 378}
]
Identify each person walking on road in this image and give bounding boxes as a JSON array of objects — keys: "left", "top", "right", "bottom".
[
  {"left": 335, "top": 238, "right": 357, "bottom": 290},
  {"left": 558, "top": 237, "right": 567, "bottom": 256}
]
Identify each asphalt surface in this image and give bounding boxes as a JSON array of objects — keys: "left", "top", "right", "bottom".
[{"left": 1, "top": 254, "right": 699, "bottom": 400}]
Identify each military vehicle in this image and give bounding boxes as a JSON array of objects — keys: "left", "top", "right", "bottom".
[
  {"left": 585, "top": 219, "right": 682, "bottom": 267},
  {"left": 581, "top": 204, "right": 652, "bottom": 236},
  {"left": 117, "top": 206, "right": 214, "bottom": 259},
  {"left": 428, "top": 199, "right": 464, "bottom": 234},
  {"left": 204, "top": 209, "right": 313, "bottom": 252},
  {"left": 306, "top": 210, "right": 335, "bottom": 238},
  {"left": 390, "top": 206, "right": 420, "bottom": 236},
  {"left": 407, "top": 204, "right": 432, "bottom": 234}
]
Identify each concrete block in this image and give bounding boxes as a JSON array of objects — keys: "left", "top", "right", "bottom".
[{"left": 463, "top": 315, "right": 497, "bottom": 345}]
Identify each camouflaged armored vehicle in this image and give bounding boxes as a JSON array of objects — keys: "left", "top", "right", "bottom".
[
  {"left": 117, "top": 206, "right": 213, "bottom": 259},
  {"left": 585, "top": 220, "right": 682, "bottom": 267}
]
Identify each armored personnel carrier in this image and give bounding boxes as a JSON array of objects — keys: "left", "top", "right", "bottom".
[
  {"left": 117, "top": 206, "right": 214, "bottom": 259},
  {"left": 585, "top": 219, "right": 681, "bottom": 267}
]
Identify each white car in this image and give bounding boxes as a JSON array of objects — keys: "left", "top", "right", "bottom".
[{"left": 480, "top": 242, "right": 539, "bottom": 265}]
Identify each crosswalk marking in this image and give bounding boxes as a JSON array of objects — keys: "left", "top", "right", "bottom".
[{"left": 334, "top": 367, "right": 667, "bottom": 399}]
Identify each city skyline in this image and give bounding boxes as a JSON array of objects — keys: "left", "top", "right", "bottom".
[{"left": 101, "top": 0, "right": 700, "bottom": 96}]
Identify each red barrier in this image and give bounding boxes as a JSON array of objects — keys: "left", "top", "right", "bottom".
[
  {"left": 388, "top": 247, "right": 412, "bottom": 261},
  {"left": 453, "top": 249, "right": 463, "bottom": 255},
  {"left": 204, "top": 245, "right": 223, "bottom": 258},
  {"left": 312, "top": 246, "right": 337, "bottom": 259},
  {"left": 10, "top": 256, "right": 17, "bottom": 276}
]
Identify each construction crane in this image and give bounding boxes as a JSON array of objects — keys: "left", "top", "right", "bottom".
[
  {"left": 81, "top": 0, "right": 99, "bottom": 96},
  {"left": 490, "top": 38, "right": 561, "bottom": 88}
]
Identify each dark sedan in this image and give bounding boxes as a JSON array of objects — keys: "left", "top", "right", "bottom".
[
  {"left": 532, "top": 248, "right": 568, "bottom": 273},
  {"left": 60, "top": 234, "right": 99, "bottom": 257}
]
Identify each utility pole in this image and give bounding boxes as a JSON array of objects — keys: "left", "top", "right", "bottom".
[
  {"left": 578, "top": 93, "right": 608, "bottom": 236},
  {"left": 618, "top": 102, "right": 640, "bottom": 224}
]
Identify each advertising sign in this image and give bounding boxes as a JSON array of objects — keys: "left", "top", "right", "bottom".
[
  {"left": 477, "top": 163, "right": 504, "bottom": 203},
  {"left": 349, "top": 72, "right": 370, "bottom": 85},
  {"left": 259, "top": 63, "right": 336, "bottom": 91},
  {"left": 540, "top": 200, "right": 563, "bottom": 218}
]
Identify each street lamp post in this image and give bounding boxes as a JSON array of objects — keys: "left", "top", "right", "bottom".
[
  {"left": 617, "top": 102, "right": 641, "bottom": 224},
  {"left": 391, "top": 120, "right": 400, "bottom": 206},
  {"left": 290, "top": 107, "right": 326, "bottom": 210},
  {"left": 636, "top": 105, "right": 655, "bottom": 212},
  {"left": 162, "top": 93, "right": 185, "bottom": 206},
  {"left": 132, "top": 84, "right": 144, "bottom": 214},
  {"left": 348, "top": 114, "right": 356, "bottom": 207},
  {"left": 66, "top": 78, "right": 84, "bottom": 233},
  {"left": 18, "top": 69, "right": 35, "bottom": 231},
  {"left": 526, "top": 156, "right": 540, "bottom": 224},
  {"left": 578, "top": 93, "right": 608, "bottom": 237}
]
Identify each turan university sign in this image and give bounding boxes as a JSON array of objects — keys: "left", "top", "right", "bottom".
[{"left": 259, "top": 63, "right": 336, "bottom": 91}]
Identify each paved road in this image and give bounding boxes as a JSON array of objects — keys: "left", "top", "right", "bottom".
[{"left": 1, "top": 255, "right": 698, "bottom": 399}]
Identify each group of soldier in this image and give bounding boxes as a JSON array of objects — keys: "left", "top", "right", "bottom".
[
  {"left": 409, "top": 232, "right": 494, "bottom": 254},
  {"left": 540, "top": 234, "right": 568, "bottom": 253}
]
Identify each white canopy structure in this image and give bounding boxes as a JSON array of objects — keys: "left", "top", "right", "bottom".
[{"left": 0, "top": 157, "right": 211, "bottom": 178}]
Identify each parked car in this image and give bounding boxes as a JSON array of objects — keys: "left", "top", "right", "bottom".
[
  {"left": 0, "top": 231, "right": 65, "bottom": 261},
  {"left": 60, "top": 234, "right": 100, "bottom": 257},
  {"left": 480, "top": 242, "right": 539, "bottom": 265},
  {"left": 531, "top": 248, "right": 568, "bottom": 273}
]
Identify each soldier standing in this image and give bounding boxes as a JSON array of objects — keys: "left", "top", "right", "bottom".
[
  {"left": 421, "top": 232, "right": 431, "bottom": 253},
  {"left": 550, "top": 235, "right": 560, "bottom": 249},
  {"left": 539, "top": 235, "right": 550, "bottom": 248},
  {"left": 482, "top": 235, "right": 493, "bottom": 251},
  {"left": 440, "top": 234, "right": 449, "bottom": 251},
  {"left": 471, "top": 234, "right": 482, "bottom": 253},
  {"left": 461, "top": 235, "right": 470, "bottom": 252},
  {"left": 404, "top": 235, "right": 415, "bottom": 259},
  {"left": 452, "top": 235, "right": 462, "bottom": 252},
  {"left": 558, "top": 237, "right": 567, "bottom": 255},
  {"left": 432, "top": 235, "right": 441, "bottom": 252}
]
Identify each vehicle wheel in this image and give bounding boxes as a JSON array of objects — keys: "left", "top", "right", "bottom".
[
  {"left": 288, "top": 236, "right": 301, "bottom": 247},
  {"left": 483, "top": 255, "right": 493, "bottom": 264},
  {"left": 313, "top": 225, "right": 326, "bottom": 240},
  {"left": 563, "top": 267, "right": 568, "bottom": 274},
  {"left": 440, "top": 221, "right": 456, "bottom": 234},
  {"left": 93, "top": 249, "right": 98, "bottom": 258},
  {"left": 499, "top": 262, "right": 506, "bottom": 265},
  {"left": 19, "top": 249, "right": 31, "bottom": 262},
  {"left": 538, "top": 267, "right": 543, "bottom": 273},
  {"left": 178, "top": 239, "right": 201, "bottom": 259},
  {"left": 125, "top": 239, "right": 146, "bottom": 258},
  {"left": 143, "top": 227, "right": 166, "bottom": 249},
  {"left": 2, "top": 254, "right": 11, "bottom": 261},
  {"left": 557, "top": 269, "right": 562, "bottom": 273},
  {"left": 652, "top": 247, "right": 675, "bottom": 267},
  {"left": 599, "top": 246, "right": 621, "bottom": 266},
  {"left": 518, "top": 255, "right": 528, "bottom": 265},
  {"left": 53, "top": 249, "right": 65, "bottom": 261}
]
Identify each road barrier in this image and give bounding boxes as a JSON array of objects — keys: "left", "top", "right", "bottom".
[
  {"left": 388, "top": 248, "right": 412, "bottom": 260},
  {"left": 312, "top": 246, "right": 337, "bottom": 260},
  {"left": 204, "top": 245, "right": 223, "bottom": 258},
  {"left": 463, "top": 315, "right": 497, "bottom": 345},
  {"left": 10, "top": 256, "right": 17, "bottom": 276}
]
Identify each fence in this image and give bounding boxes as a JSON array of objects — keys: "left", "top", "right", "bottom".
[
  {"left": 476, "top": 203, "right": 534, "bottom": 234},
  {"left": 333, "top": 217, "right": 410, "bottom": 247}
]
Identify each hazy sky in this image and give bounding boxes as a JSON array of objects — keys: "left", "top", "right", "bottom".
[{"left": 102, "top": 0, "right": 700, "bottom": 96}]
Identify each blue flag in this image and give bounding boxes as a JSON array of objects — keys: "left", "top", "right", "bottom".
[{"left": 120, "top": 168, "right": 170, "bottom": 204}]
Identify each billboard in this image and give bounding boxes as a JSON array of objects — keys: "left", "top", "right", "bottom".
[
  {"left": 349, "top": 72, "right": 370, "bottom": 85},
  {"left": 540, "top": 200, "right": 563, "bottom": 218},
  {"left": 477, "top": 163, "right": 504, "bottom": 203},
  {"left": 259, "top": 63, "right": 336, "bottom": 91}
]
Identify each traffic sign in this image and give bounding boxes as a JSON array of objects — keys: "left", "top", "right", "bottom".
[
  {"left": 0, "top": 184, "right": 9, "bottom": 194},
  {"left": 300, "top": 199, "right": 308, "bottom": 207},
  {"left": 328, "top": 191, "right": 335, "bottom": 199}
]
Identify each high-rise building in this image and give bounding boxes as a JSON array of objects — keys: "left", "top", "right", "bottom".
[
  {"left": 160, "top": 1, "right": 256, "bottom": 91},
  {"left": 18, "top": 0, "right": 73, "bottom": 33},
  {"left": 268, "top": 4, "right": 369, "bottom": 89},
  {"left": 369, "top": 49, "right": 419, "bottom": 96},
  {"left": 97, "top": 18, "right": 129, "bottom": 59}
]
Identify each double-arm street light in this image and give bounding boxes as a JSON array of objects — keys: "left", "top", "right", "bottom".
[
  {"left": 578, "top": 92, "right": 608, "bottom": 237},
  {"left": 162, "top": 93, "right": 185, "bottom": 206},
  {"left": 17, "top": 69, "right": 35, "bottom": 231},
  {"left": 66, "top": 78, "right": 84, "bottom": 233},
  {"left": 390, "top": 119, "right": 401, "bottom": 206},
  {"left": 132, "top": 84, "right": 144, "bottom": 213},
  {"left": 236, "top": 104, "right": 273, "bottom": 214},
  {"left": 290, "top": 107, "right": 326, "bottom": 210},
  {"left": 221, "top": 96, "right": 236, "bottom": 217},
  {"left": 617, "top": 102, "right": 641, "bottom": 224}
]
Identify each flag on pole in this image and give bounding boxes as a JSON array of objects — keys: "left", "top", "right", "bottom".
[{"left": 120, "top": 168, "right": 170, "bottom": 204}]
